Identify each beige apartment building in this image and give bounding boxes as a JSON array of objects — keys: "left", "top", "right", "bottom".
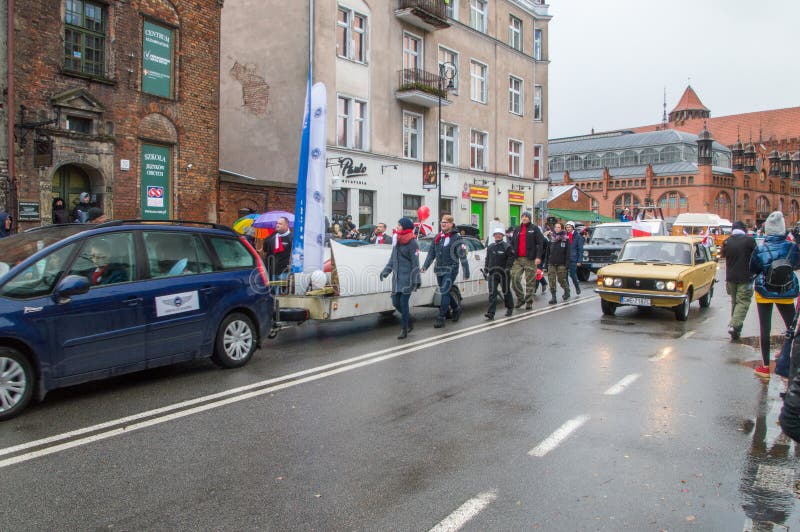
[{"left": 220, "top": 0, "right": 551, "bottom": 236}]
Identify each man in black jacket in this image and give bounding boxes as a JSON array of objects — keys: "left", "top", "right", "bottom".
[
  {"left": 721, "top": 220, "right": 756, "bottom": 340},
  {"left": 510, "top": 211, "right": 544, "bottom": 310},
  {"left": 263, "top": 216, "right": 293, "bottom": 282},
  {"left": 545, "top": 222, "right": 571, "bottom": 304},
  {"left": 483, "top": 227, "right": 516, "bottom": 319},
  {"left": 422, "top": 214, "right": 470, "bottom": 328}
]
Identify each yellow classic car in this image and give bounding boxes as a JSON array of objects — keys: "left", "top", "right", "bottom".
[{"left": 594, "top": 236, "right": 717, "bottom": 321}]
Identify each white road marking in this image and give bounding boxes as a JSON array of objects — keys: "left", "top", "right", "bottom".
[
  {"left": 0, "top": 297, "right": 598, "bottom": 469},
  {"left": 604, "top": 373, "right": 640, "bottom": 395},
  {"left": 428, "top": 490, "right": 497, "bottom": 532},
  {"left": 528, "top": 415, "right": 590, "bottom": 457},
  {"left": 679, "top": 330, "right": 696, "bottom": 339}
]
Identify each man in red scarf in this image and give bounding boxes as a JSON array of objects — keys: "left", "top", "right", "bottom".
[
  {"left": 370, "top": 223, "right": 391, "bottom": 245},
  {"left": 263, "top": 216, "right": 293, "bottom": 281}
]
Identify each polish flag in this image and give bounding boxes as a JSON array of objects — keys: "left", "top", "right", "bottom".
[
  {"left": 702, "top": 228, "right": 714, "bottom": 247},
  {"left": 631, "top": 214, "right": 651, "bottom": 237},
  {"left": 414, "top": 221, "right": 433, "bottom": 236}
]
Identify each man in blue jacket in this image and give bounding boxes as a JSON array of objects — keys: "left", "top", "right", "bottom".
[
  {"left": 422, "top": 214, "right": 470, "bottom": 328},
  {"left": 565, "top": 221, "right": 584, "bottom": 295}
]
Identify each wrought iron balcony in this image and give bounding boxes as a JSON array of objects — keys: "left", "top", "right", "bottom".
[
  {"left": 395, "top": 68, "right": 451, "bottom": 108},
  {"left": 395, "top": 0, "right": 451, "bottom": 31}
]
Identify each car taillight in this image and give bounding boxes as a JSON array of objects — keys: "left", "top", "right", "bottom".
[{"left": 239, "top": 236, "right": 269, "bottom": 287}]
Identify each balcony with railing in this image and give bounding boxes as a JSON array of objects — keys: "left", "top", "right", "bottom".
[
  {"left": 394, "top": 0, "right": 451, "bottom": 31},
  {"left": 395, "top": 68, "right": 452, "bottom": 108}
]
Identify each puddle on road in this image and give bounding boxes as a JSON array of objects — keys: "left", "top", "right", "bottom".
[{"left": 736, "top": 335, "right": 786, "bottom": 369}]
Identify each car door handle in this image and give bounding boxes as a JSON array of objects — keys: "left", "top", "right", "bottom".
[
  {"left": 200, "top": 286, "right": 214, "bottom": 294},
  {"left": 124, "top": 296, "right": 143, "bottom": 306}
]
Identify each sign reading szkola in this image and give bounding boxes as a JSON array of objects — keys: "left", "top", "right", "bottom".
[
  {"left": 142, "top": 20, "right": 173, "bottom": 98},
  {"left": 141, "top": 144, "right": 170, "bottom": 220}
]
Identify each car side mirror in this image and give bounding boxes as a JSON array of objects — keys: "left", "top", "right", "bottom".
[{"left": 53, "top": 275, "right": 90, "bottom": 304}]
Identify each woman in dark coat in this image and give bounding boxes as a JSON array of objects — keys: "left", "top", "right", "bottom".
[
  {"left": 52, "top": 197, "right": 70, "bottom": 224},
  {"left": 380, "top": 217, "right": 421, "bottom": 339}
]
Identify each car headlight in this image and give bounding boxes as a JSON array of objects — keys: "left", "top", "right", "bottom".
[
  {"left": 603, "top": 277, "right": 614, "bottom": 287},
  {"left": 583, "top": 251, "right": 589, "bottom": 259},
  {"left": 666, "top": 280, "right": 676, "bottom": 291},
  {"left": 655, "top": 280, "right": 665, "bottom": 290},
  {"left": 613, "top": 278, "right": 623, "bottom": 288}
]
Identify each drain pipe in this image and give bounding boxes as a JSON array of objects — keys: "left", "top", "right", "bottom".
[{"left": 6, "top": 0, "right": 16, "bottom": 225}]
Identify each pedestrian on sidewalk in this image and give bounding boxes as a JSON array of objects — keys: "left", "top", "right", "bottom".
[
  {"left": 380, "top": 217, "right": 421, "bottom": 339},
  {"left": 510, "top": 211, "right": 544, "bottom": 310},
  {"left": 483, "top": 227, "right": 515, "bottom": 319},
  {"left": 545, "top": 222, "right": 571, "bottom": 304},
  {"left": 565, "top": 221, "right": 584, "bottom": 295},
  {"left": 721, "top": 220, "right": 756, "bottom": 340},
  {"left": 421, "top": 214, "right": 470, "bottom": 328},
  {"left": 749, "top": 211, "right": 800, "bottom": 379}
]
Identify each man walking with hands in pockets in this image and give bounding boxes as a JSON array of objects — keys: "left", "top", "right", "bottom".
[{"left": 422, "top": 214, "right": 470, "bottom": 328}]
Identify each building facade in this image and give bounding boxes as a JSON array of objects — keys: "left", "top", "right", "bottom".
[
  {"left": 2, "top": 0, "right": 221, "bottom": 230},
  {"left": 220, "top": 0, "right": 552, "bottom": 236},
  {"left": 548, "top": 86, "right": 800, "bottom": 228}
]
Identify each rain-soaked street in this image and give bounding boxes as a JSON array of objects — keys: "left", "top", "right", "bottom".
[{"left": 1, "top": 267, "right": 798, "bottom": 530}]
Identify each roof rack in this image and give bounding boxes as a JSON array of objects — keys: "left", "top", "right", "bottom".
[{"left": 95, "top": 219, "right": 236, "bottom": 233}]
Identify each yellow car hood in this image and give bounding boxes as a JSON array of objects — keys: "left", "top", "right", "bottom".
[{"left": 599, "top": 262, "right": 692, "bottom": 278}]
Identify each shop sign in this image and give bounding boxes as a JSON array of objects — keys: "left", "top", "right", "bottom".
[
  {"left": 142, "top": 20, "right": 173, "bottom": 98},
  {"left": 141, "top": 144, "right": 170, "bottom": 220},
  {"left": 18, "top": 201, "right": 40, "bottom": 221},
  {"left": 508, "top": 191, "right": 525, "bottom": 204},
  {"left": 469, "top": 185, "right": 489, "bottom": 201}
]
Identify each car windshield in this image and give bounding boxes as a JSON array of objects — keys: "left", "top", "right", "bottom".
[
  {"left": 618, "top": 241, "right": 692, "bottom": 265},
  {"left": 590, "top": 226, "right": 631, "bottom": 242},
  {"left": 0, "top": 225, "right": 87, "bottom": 279}
]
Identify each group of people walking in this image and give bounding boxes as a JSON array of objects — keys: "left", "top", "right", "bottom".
[{"left": 379, "top": 211, "right": 585, "bottom": 340}]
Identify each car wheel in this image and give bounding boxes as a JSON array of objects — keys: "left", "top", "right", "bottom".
[
  {"left": 699, "top": 284, "right": 713, "bottom": 308},
  {"left": 212, "top": 313, "right": 257, "bottom": 369},
  {"left": 674, "top": 291, "right": 691, "bottom": 321},
  {"left": 601, "top": 299, "right": 617, "bottom": 316},
  {"left": 577, "top": 267, "right": 591, "bottom": 282},
  {"left": 0, "top": 348, "right": 35, "bottom": 421}
]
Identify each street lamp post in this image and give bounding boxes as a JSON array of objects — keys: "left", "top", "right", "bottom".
[{"left": 437, "top": 62, "right": 456, "bottom": 225}]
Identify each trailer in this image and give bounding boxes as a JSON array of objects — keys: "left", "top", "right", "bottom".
[{"left": 269, "top": 240, "right": 489, "bottom": 335}]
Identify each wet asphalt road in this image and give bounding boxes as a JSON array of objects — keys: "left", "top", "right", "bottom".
[{"left": 1, "top": 267, "right": 799, "bottom": 531}]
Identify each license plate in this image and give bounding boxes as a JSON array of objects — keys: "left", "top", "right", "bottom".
[
  {"left": 593, "top": 262, "right": 608, "bottom": 268},
  {"left": 621, "top": 296, "right": 651, "bottom": 306}
]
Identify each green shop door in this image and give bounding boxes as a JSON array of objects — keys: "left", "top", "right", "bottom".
[
  {"left": 470, "top": 201, "right": 485, "bottom": 239},
  {"left": 509, "top": 204, "right": 521, "bottom": 228}
]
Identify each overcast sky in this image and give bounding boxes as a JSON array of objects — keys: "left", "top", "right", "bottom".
[{"left": 547, "top": 0, "right": 800, "bottom": 139}]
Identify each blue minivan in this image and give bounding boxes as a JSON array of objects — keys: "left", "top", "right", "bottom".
[{"left": 0, "top": 221, "right": 273, "bottom": 420}]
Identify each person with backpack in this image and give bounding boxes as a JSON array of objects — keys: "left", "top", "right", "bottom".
[{"left": 749, "top": 211, "right": 800, "bottom": 379}]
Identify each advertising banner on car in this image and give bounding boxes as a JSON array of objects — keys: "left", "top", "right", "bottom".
[{"left": 141, "top": 144, "right": 170, "bottom": 220}]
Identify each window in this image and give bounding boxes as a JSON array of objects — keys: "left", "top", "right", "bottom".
[
  {"left": 332, "top": 189, "right": 348, "bottom": 220},
  {"left": 337, "top": 96, "right": 368, "bottom": 150},
  {"left": 208, "top": 237, "right": 256, "bottom": 270},
  {"left": 509, "top": 76, "right": 523, "bottom": 115},
  {"left": 549, "top": 156, "right": 564, "bottom": 173},
  {"left": 601, "top": 152, "right": 619, "bottom": 168},
  {"left": 614, "top": 193, "right": 640, "bottom": 214},
  {"left": 509, "top": 15, "right": 522, "bottom": 51},
  {"left": 470, "top": 130, "right": 488, "bottom": 171},
  {"left": 403, "top": 195, "right": 423, "bottom": 218},
  {"left": 640, "top": 148, "right": 659, "bottom": 165},
  {"left": 359, "top": 190, "right": 374, "bottom": 227},
  {"left": 438, "top": 46, "right": 459, "bottom": 91},
  {"left": 403, "top": 32, "right": 422, "bottom": 72},
  {"left": 440, "top": 123, "right": 459, "bottom": 166},
  {"left": 620, "top": 150, "right": 638, "bottom": 166},
  {"left": 0, "top": 243, "right": 78, "bottom": 299},
  {"left": 661, "top": 145, "right": 680, "bottom": 163},
  {"left": 68, "top": 233, "right": 136, "bottom": 286},
  {"left": 64, "top": 0, "right": 106, "bottom": 76},
  {"left": 533, "top": 85, "right": 543, "bottom": 120},
  {"left": 534, "top": 29, "right": 542, "bottom": 60},
  {"left": 533, "top": 144, "right": 543, "bottom": 179},
  {"left": 470, "top": 60, "right": 487, "bottom": 103},
  {"left": 445, "top": 0, "right": 458, "bottom": 20},
  {"left": 565, "top": 155, "right": 582, "bottom": 171},
  {"left": 66, "top": 116, "right": 92, "bottom": 134},
  {"left": 584, "top": 153, "right": 602, "bottom": 169},
  {"left": 144, "top": 232, "right": 214, "bottom": 277},
  {"left": 337, "top": 7, "right": 367, "bottom": 62},
  {"left": 508, "top": 139, "right": 522, "bottom": 177},
  {"left": 470, "top": 0, "right": 488, "bottom": 32},
  {"left": 403, "top": 111, "right": 422, "bottom": 160}
]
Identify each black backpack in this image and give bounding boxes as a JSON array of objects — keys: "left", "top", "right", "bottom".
[{"left": 764, "top": 244, "right": 795, "bottom": 292}]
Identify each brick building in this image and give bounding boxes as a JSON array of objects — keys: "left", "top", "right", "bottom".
[
  {"left": 1, "top": 0, "right": 221, "bottom": 231},
  {"left": 548, "top": 86, "right": 800, "bottom": 227}
]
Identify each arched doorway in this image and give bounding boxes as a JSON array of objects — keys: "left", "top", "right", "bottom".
[{"left": 52, "top": 165, "right": 99, "bottom": 215}]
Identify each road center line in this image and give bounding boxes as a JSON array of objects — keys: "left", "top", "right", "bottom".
[
  {"left": 0, "top": 297, "right": 597, "bottom": 468},
  {"left": 528, "top": 415, "right": 590, "bottom": 457},
  {"left": 604, "top": 373, "right": 640, "bottom": 395},
  {"left": 428, "top": 490, "right": 497, "bottom": 532}
]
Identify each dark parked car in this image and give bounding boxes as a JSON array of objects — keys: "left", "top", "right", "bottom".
[{"left": 0, "top": 221, "right": 272, "bottom": 420}]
